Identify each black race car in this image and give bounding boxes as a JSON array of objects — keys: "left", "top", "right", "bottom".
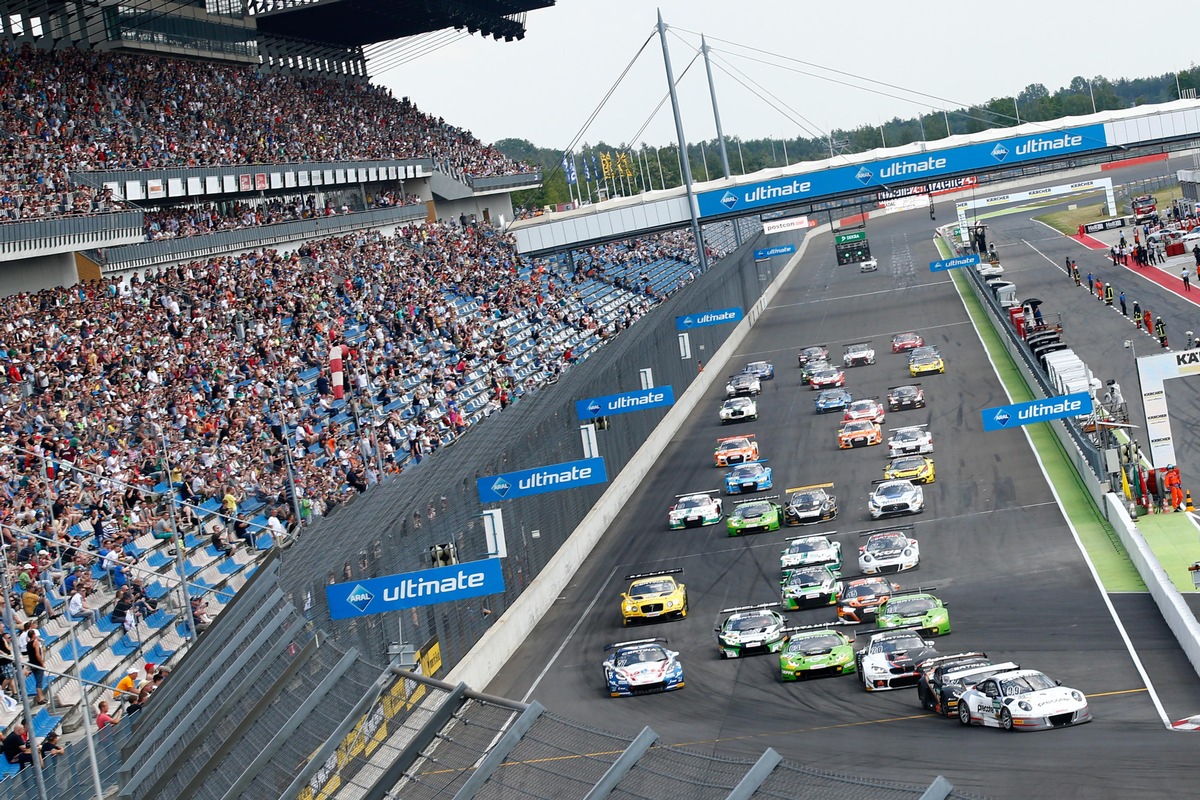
[
  {"left": 886, "top": 384, "right": 925, "bottom": 412},
  {"left": 916, "top": 652, "right": 1020, "bottom": 717},
  {"left": 797, "top": 345, "right": 829, "bottom": 368}
]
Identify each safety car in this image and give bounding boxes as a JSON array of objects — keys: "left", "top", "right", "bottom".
[
  {"left": 809, "top": 366, "right": 846, "bottom": 390},
  {"left": 837, "top": 420, "right": 882, "bottom": 449},
  {"left": 856, "top": 629, "right": 940, "bottom": 691},
  {"left": 859, "top": 257, "right": 879, "bottom": 273},
  {"left": 780, "top": 533, "right": 842, "bottom": 578},
  {"left": 884, "top": 455, "right": 935, "bottom": 484},
  {"left": 876, "top": 590, "right": 950, "bottom": 636},
  {"left": 743, "top": 360, "right": 775, "bottom": 380},
  {"left": 797, "top": 345, "right": 829, "bottom": 367},
  {"left": 815, "top": 388, "right": 853, "bottom": 413},
  {"left": 886, "top": 384, "right": 925, "bottom": 412},
  {"left": 868, "top": 479, "right": 924, "bottom": 519},
  {"left": 887, "top": 425, "right": 933, "bottom": 457},
  {"left": 957, "top": 669, "right": 1092, "bottom": 731},
  {"left": 909, "top": 351, "right": 946, "bottom": 377},
  {"left": 783, "top": 484, "right": 838, "bottom": 526},
  {"left": 858, "top": 526, "right": 920, "bottom": 574},
  {"left": 719, "top": 396, "right": 758, "bottom": 423},
  {"left": 620, "top": 569, "right": 688, "bottom": 625},
  {"left": 891, "top": 331, "right": 924, "bottom": 353},
  {"left": 602, "top": 638, "right": 685, "bottom": 697},
  {"left": 837, "top": 577, "right": 900, "bottom": 623},
  {"left": 668, "top": 491, "right": 723, "bottom": 529},
  {"left": 725, "top": 373, "right": 761, "bottom": 397},
  {"left": 724, "top": 461, "right": 773, "bottom": 495},
  {"left": 843, "top": 398, "right": 886, "bottom": 424},
  {"left": 917, "top": 654, "right": 1019, "bottom": 717},
  {"left": 727, "top": 496, "right": 782, "bottom": 536},
  {"left": 781, "top": 565, "right": 841, "bottom": 610},
  {"left": 715, "top": 604, "right": 788, "bottom": 658},
  {"left": 714, "top": 434, "right": 759, "bottom": 467},
  {"left": 842, "top": 342, "right": 876, "bottom": 367},
  {"left": 780, "top": 627, "right": 857, "bottom": 681}
]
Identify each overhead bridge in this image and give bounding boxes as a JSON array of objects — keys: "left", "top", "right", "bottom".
[{"left": 510, "top": 99, "right": 1200, "bottom": 257}]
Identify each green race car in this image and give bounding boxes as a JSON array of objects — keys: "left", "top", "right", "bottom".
[
  {"left": 780, "top": 629, "right": 857, "bottom": 681},
  {"left": 726, "top": 497, "right": 782, "bottom": 536},
  {"left": 876, "top": 592, "right": 951, "bottom": 636}
]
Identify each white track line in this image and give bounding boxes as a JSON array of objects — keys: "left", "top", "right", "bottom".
[{"left": 950, "top": 269, "right": 1171, "bottom": 728}]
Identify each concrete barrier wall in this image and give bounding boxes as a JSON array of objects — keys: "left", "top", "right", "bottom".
[
  {"left": 1105, "top": 494, "right": 1200, "bottom": 681},
  {"left": 446, "top": 224, "right": 831, "bottom": 689}
]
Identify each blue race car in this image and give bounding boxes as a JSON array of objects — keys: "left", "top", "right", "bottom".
[
  {"left": 725, "top": 460, "right": 773, "bottom": 494},
  {"left": 602, "top": 638, "right": 685, "bottom": 697},
  {"left": 815, "top": 388, "right": 853, "bottom": 413},
  {"left": 743, "top": 360, "right": 775, "bottom": 380}
]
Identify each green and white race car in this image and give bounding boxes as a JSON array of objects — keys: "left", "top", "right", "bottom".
[
  {"left": 715, "top": 604, "right": 787, "bottom": 659},
  {"left": 727, "top": 496, "right": 782, "bottom": 536},
  {"left": 779, "top": 627, "right": 857, "bottom": 681},
  {"left": 780, "top": 533, "right": 842, "bottom": 580},
  {"left": 781, "top": 565, "right": 842, "bottom": 611},
  {"left": 876, "top": 590, "right": 951, "bottom": 636}
]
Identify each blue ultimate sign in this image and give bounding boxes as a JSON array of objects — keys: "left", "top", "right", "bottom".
[
  {"left": 477, "top": 456, "right": 607, "bottom": 503},
  {"left": 696, "top": 124, "right": 1107, "bottom": 218},
  {"left": 675, "top": 306, "right": 744, "bottom": 331},
  {"left": 982, "top": 392, "right": 1094, "bottom": 432},
  {"left": 326, "top": 558, "right": 505, "bottom": 619},
  {"left": 753, "top": 244, "right": 796, "bottom": 260},
  {"left": 930, "top": 254, "right": 980, "bottom": 272},
  {"left": 576, "top": 386, "right": 675, "bottom": 420}
]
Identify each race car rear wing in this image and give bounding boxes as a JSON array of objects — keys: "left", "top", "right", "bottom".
[
  {"left": 887, "top": 384, "right": 922, "bottom": 390},
  {"left": 941, "top": 661, "right": 1021, "bottom": 682},
  {"left": 604, "top": 637, "right": 668, "bottom": 651},
  {"left": 859, "top": 524, "right": 916, "bottom": 537},
  {"left": 624, "top": 568, "right": 683, "bottom": 581},
  {"left": 733, "top": 495, "right": 779, "bottom": 505},
  {"left": 785, "top": 482, "right": 834, "bottom": 494},
  {"left": 782, "top": 619, "right": 857, "bottom": 636},
  {"left": 674, "top": 490, "right": 720, "bottom": 498},
  {"left": 914, "top": 651, "right": 989, "bottom": 671},
  {"left": 885, "top": 586, "right": 939, "bottom": 598},
  {"left": 890, "top": 424, "right": 929, "bottom": 432},
  {"left": 716, "top": 434, "right": 757, "bottom": 444},
  {"left": 785, "top": 530, "right": 838, "bottom": 542},
  {"left": 719, "top": 601, "right": 780, "bottom": 615}
]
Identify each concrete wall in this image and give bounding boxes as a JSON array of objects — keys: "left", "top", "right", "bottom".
[
  {"left": 0, "top": 252, "right": 78, "bottom": 294},
  {"left": 445, "top": 223, "right": 830, "bottom": 690}
]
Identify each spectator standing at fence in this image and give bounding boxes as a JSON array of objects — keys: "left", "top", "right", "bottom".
[
  {"left": 39, "top": 731, "right": 63, "bottom": 760},
  {"left": 96, "top": 700, "right": 122, "bottom": 730}
]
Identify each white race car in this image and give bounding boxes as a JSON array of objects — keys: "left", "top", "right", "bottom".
[
  {"left": 957, "top": 669, "right": 1093, "bottom": 731},
  {"left": 780, "top": 534, "right": 842, "bottom": 578},
  {"left": 856, "top": 629, "right": 940, "bottom": 692},
  {"left": 842, "top": 342, "right": 876, "bottom": 367},
  {"left": 668, "top": 491, "right": 723, "bottom": 529},
  {"left": 868, "top": 479, "right": 924, "bottom": 520},
  {"left": 858, "top": 527, "right": 920, "bottom": 574},
  {"left": 844, "top": 398, "right": 886, "bottom": 424},
  {"left": 602, "top": 638, "right": 686, "bottom": 697},
  {"left": 725, "top": 373, "right": 761, "bottom": 397},
  {"left": 720, "top": 396, "right": 758, "bottom": 423},
  {"left": 887, "top": 425, "right": 933, "bottom": 457}
]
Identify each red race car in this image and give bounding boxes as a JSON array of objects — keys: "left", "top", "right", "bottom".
[{"left": 891, "top": 331, "right": 925, "bottom": 353}]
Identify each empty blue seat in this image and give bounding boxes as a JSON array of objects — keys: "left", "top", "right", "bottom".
[
  {"left": 111, "top": 635, "right": 140, "bottom": 658},
  {"left": 142, "top": 610, "right": 172, "bottom": 630},
  {"left": 144, "top": 582, "right": 170, "bottom": 601},
  {"left": 80, "top": 662, "right": 109, "bottom": 685}
]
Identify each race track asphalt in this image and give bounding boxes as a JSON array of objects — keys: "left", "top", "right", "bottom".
[{"left": 487, "top": 177, "right": 1200, "bottom": 799}]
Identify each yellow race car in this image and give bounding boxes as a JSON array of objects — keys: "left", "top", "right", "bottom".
[
  {"left": 884, "top": 455, "right": 936, "bottom": 484},
  {"left": 909, "top": 352, "right": 946, "bottom": 376},
  {"left": 620, "top": 569, "right": 688, "bottom": 625}
]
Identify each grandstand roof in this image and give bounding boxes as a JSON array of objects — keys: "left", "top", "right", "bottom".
[{"left": 254, "top": 0, "right": 555, "bottom": 48}]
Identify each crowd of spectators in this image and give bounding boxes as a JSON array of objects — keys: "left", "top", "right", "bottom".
[
  {"left": 0, "top": 42, "right": 532, "bottom": 224},
  {"left": 141, "top": 191, "right": 422, "bottom": 241}
]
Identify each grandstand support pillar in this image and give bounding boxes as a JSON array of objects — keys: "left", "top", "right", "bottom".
[
  {"left": 67, "top": 618, "right": 105, "bottom": 800},
  {"left": 701, "top": 34, "right": 740, "bottom": 248},
  {"left": 0, "top": 544, "right": 49, "bottom": 800},
  {"left": 160, "top": 432, "right": 199, "bottom": 640},
  {"left": 657, "top": 11, "right": 708, "bottom": 273}
]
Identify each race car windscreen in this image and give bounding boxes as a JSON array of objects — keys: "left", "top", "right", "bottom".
[
  {"left": 730, "top": 465, "right": 761, "bottom": 479},
  {"left": 729, "top": 614, "right": 775, "bottom": 631},
  {"left": 786, "top": 536, "right": 828, "bottom": 552},
  {"left": 1000, "top": 673, "right": 1057, "bottom": 694},
  {"left": 894, "top": 431, "right": 921, "bottom": 443},
  {"left": 892, "top": 457, "right": 925, "bottom": 470},
  {"left": 789, "top": 491, "right": 825, "bottom": 507},
  {"left": 786, "top": 568, "right": 826, "bottom": 586},
  {"left": 844, "top": 581, "right": 887, "bottom": 599},
  {"left": 719, "top": 440, "right": 749, "bottom": 452},
  {"left": 875, "top": 485, "right": 910, "bottom": 500},
  {"left": 874, "top": 632, "right": 925, "bottom": 653},
  {"left": 614, "top": 647, "right": 666, "bottom": 666},
  {"left": 867, "top": 532, "right": 908, "bottom": 551},
  {"left": 886, "top": 597, "right": 936, "bottom": 614},
  {"left": 631, "top": 580, "right": 674, "bottom": 596},
  {"left": 788, "top": 634, "right": 843, "bottom": 654},
  {"left": 843, "top": 421, "right": 872, "bottom": 433},
  {"left": 737, "top": 503, "right": 771, "bottom": 517},
  {"left": 676, "top": 496, "right": 709, "bottom": 509}
]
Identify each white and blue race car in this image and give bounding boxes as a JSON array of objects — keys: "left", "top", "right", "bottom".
[
  {"left": 815, "top": 388, "right": 853, "bottom": 414},
  {"left": 603, "top": 638, "right": 685, "bottom": 697},
  {"left": 725, "top": 461, "right": 773, "bottom": 495},
  {"left": 743, "top": 360, "right": 775, "bottom": 380},
  {"left": 957, "top": 669, "right": 1092, "bottom": 731}
]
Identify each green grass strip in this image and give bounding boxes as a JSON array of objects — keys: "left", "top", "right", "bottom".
[{"left": 936, "top": 239, "right": 1146, "bottom": 591}]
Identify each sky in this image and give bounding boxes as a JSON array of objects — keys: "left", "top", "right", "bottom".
[{"left": 371, "top": 0, "right": 1196, "bottom": 153}]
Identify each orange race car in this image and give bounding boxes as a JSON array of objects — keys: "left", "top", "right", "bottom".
[
  {"left": 714, "top": 435, "right": 760, "bottom": 467},
  {"left": 837, "top": 420, "right": 882, "bottom": 449}
]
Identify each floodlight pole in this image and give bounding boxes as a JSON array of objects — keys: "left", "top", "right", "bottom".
[
  {"left": 701, "top": 34, "right": 740, "bottom": 247},
  {"left": 67, "top": 618, "right": 105, "bottom": 800},
  {"left": 0, "top": 545, "right": 48, "bottom": 800},
  {"left": 657, "top": 10, "right": 708, "bottom": 272}
]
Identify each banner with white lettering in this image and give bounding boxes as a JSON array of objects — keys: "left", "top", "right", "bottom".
[{"left": 326, "top": 559, "right": 505, "bottom": 619}]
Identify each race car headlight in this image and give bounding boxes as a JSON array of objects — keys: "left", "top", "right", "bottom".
[
  {"left": 903, "top": 548, "right": 914, "bottom": 557},
  {"left": 862, "top": 553, "right": 873, "bottom": 562},
  {"left": 1071, "top": 691, "right": 1083, "bottom": 702},
  {"left": 1018, "top": 701, "right": 1032, "bottom": 712},
  {"left": 865, "top": 664, "right": 887, "bottom": 675},
  {"left": 664, "top": 599, "right": 677, "bottom": 609},
  {"left": 624, "top": 604, "right": 637, "bottom": 613}
]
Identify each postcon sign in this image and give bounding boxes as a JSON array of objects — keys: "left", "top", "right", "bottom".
[
  {"left": 695, "top": 124, "right": 1107, "bottom": 218},
  {"left": 981, "top": 392, "right": 1094, "bottom": 432},
  {"left": 929, "top": 254, "right": 980, "bottom": 272},
  {"left": 675, "top": 306, "right": 744, "bottom": 331},
  {"left": 477, "top": 456, "right": 608, "bottom": 503},
  {"left": 326, "top": 558, "right": 506, "bottom": 619},
  {"left": 576, "top": 386, "right": 675, "bottom": 420},
  {"left": 753, "top": 244, "right": 796, "bottom": 260}
]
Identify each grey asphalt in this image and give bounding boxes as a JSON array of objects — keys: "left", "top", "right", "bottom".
[{"left": 486, "top": 181, "right": 1200, "bottom": 799}]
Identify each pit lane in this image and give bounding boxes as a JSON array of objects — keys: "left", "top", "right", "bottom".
[{"left": 487, "top": 186, "right": 1200, "bottom": 798}]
